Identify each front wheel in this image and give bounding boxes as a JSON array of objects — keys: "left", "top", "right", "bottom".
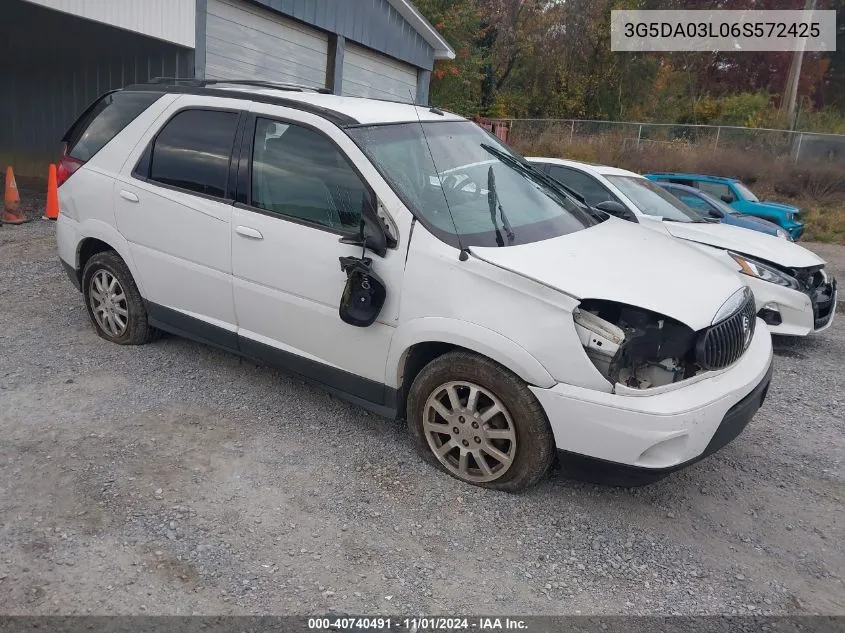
[{"left": 406, "top": 351, "right": 555, "bottom": 491}]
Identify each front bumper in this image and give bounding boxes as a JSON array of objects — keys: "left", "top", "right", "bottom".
[
  {"left": 556, "top": 361, "right": 772, "bottom": 486},
  {"left": 747, "top": 275, "right": 836, "bottom": 336},
  {"left": 529, "top": 320, "right": 773, "bottom": 482},
  {"left": 787, "top": 222, "right": 805, "bottom": 241}
]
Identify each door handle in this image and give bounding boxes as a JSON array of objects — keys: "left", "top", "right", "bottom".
[
  {"left": 119, "top": 190, "right": 139, "bottom": 203},
  {"left": 236, "top": 225, "right": 263, "bottom": 240}
]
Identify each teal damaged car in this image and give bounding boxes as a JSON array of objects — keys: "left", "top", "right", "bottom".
[{"left": 644, "top": 173, "right": 805, "bottom": 241}]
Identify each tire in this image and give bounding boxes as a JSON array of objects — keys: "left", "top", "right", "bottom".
[
  {"left": 407, "top": 350, "right": 555, "bottom": 492},
  {"left": 81, "top": 251, "right": 158, "bottom": 345}
]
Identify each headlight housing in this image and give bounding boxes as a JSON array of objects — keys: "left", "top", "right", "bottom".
[
  {"left": 573, "top": 300, "right": 698, "bottom": 390},
  {"left": 775, "top": 228, "right": 790, "bottom": 240},
  {"left": 729, "top": 252, "right": 799, "bottom": 289}
]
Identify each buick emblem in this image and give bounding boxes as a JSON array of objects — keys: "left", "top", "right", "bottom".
[{"left": 742, "top": 314, "right": 752, "bottom": 348}]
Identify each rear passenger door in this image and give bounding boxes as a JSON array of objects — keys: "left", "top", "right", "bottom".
[{"left": 114, "top": 96, "right": 244, "bottom": 347}]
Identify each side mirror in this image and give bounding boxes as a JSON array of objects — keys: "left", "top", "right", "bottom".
[
  {"left": 708, "top": 208, "right": 724, "bottom": 219},
  {"left": 339, "top": 196, "right": 388, "bottom": 257},
  {"left": 338, "top": 256, "right": 386, "bottom": 327},
  {"left": 720, "top": 193, "right": 735, "bottom": 204},
  {"left": 337, "top": 194, "right": 389, "bottom": 327},
  {"left": 595, "top": 200, "right": 636, "bottom": 222},
  {"left": 361, "top": 213, "right": 388, "bottom": 258}
]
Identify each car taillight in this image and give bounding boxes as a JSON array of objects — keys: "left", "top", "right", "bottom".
[{"left": 57, "top": 143, "right": 84, "bottom": 186}]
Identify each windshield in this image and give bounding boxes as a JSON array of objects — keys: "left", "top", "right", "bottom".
[
  {"left": 734, "top": 182, "right": 759, "bottom": 202},
  {"left": 346, "top": 121, "right": 601, "bottom": 248},
  {"left": 606, "top": 176, "right": 705, "bottom": 223}
]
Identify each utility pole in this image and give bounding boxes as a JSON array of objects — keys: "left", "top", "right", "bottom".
[{"left": 784, "top": 0, "right": 818, "bottom": 129}]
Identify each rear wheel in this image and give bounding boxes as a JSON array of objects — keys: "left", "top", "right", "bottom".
[
  {"left": 407, "top": 351, "right": 555, "bottom": 491},
  {"left": 82, "top": 251, "right": 158, "bottom": 345}
]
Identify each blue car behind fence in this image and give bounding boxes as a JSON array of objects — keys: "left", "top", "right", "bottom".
[
  {"left": 645, "top": 172, "right": 805, "bottom": 240},
  {"left": 656, "top": 182, "right": 792, "bottom": 241}
]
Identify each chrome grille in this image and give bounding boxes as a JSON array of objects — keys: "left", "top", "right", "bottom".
[{"left": 696, "top": 293, "right": 757, "bottom": 370}]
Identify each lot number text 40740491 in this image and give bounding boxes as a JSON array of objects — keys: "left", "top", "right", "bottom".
[{"left": 306, "top": 617, "right": 528, "bottom": 631}]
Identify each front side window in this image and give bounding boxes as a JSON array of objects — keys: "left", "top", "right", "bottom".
[
  {"left": 147, "top": 109, "right": 239, "bottom": 198},
  {"left": 606, "top": 176, "right": 705, "bottom": 223},
  {"left": 546, "top": 166, "right": 616, "bottom": 207},
  {"left": 694, "top": 190, "right": 742, "bottom": 217},
  {"left": 676, "top": 192, "right": 708, "bottom": 209},
  {"left": 347, "top": 121, "right": 600, "bottom": 248},
  {"left": 697, "top": 180, "right": 735, "bottom": 202},
  {"left": 733, "top": 182, "right": 759, "bottom": 202},
  {"left": 250, "top": 118, "right": 367, "bottom": 231}
]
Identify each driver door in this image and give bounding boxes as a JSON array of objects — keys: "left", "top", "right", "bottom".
[{"left": 230, "top": 104, "right": 406, "bottom": 409}]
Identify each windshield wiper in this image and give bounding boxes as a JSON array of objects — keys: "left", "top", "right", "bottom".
[
  {"left": 479, "top": 143, "right": 588, "bottom": 205},
  {"left": 487, "top": 165, "right": 515, "bottom": 246},
  {"left": 478, "top": 143, "right": 610, "bottom": 226}
]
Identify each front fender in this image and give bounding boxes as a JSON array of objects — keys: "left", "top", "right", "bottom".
[{"left": 386, "top": 317, "right": 556, "bottom": 389}]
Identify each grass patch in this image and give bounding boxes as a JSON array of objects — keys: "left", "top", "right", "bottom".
[{"left": 514, "top": 133, "right": 845, "bottom": 245}]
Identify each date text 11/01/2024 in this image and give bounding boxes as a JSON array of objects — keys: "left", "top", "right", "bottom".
[{"left": 307, "top": 617, "right": 528, "bottom": 630}]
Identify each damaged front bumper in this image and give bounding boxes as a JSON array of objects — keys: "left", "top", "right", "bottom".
[
  {"left": 748, "top": 275, "right": 837, "bottom": 336},
  {"left": 529, "top": 320, "right": 773, "bottom": 484}
]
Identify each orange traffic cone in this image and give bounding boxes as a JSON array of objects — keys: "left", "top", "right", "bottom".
[
  {"left": 43, "top": 164, "right": 59, "bottom": 220},
  {"left": 2, "top": 166, "right": 30, "bottom": 225}
]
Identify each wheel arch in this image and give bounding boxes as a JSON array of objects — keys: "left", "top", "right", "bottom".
[
  {"left": 388, "top": 318, "right": 556, "bottom": 420},
  {"left": 74, "top": 220, "right": 145, "bottom": 297}
]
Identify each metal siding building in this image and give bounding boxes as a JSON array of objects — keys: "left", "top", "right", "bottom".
[{"left": 1, "top": 0, "right": 453, "bottom": 179}]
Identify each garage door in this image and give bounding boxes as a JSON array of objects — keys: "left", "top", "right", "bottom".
[
  {"left": 205, "top": 0, "right": 328, "bottom": 87},
  {"left": 342, "top": 43, "right": 418, "bottom": 102}
]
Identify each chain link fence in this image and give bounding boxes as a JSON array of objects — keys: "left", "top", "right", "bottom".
[{"left": 476, "top": 118, "right": 845, "bottom": 163}]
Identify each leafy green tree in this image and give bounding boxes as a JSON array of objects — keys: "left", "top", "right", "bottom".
[{"left": 414, "top": 0, "right": 845, "bottom": 127}]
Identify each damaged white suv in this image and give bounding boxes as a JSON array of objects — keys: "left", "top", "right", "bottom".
[
  {"left": 56, "top": 81, "right": 773, "bottom": 490},
  {"left": 528, "top": 158, "right": 837, "bottom": 337}
]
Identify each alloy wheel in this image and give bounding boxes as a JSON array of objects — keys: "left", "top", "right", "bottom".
[
  {"left": 422, "top": 381, "right": 517, "bottom": 483},
  {"left": 88, "top": 269, "right": 129, "bottom": 337}
]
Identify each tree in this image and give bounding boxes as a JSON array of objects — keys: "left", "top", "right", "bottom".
[
  {"left": 415, "top": 0, "right": 488, "bottom": 115},
  {"left": 414, "top": 0, "right": 845, "bottom": 125}
]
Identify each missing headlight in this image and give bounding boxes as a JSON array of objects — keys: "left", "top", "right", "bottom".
[{"left": 574, "top": 300, "right": 701, "bottom": 389}]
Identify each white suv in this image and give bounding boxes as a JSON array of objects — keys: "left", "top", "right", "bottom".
[{"left": 56, "top": 80, "right": 773, "bottom": 490}]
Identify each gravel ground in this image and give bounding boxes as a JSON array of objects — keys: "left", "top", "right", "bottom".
[{"left": 1, "top": 219, "right": 843, "bottom": 616}]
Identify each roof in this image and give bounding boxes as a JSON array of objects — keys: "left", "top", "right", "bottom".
[
  {"left": 656, "top": 182, "right": 702, "bottom": 193},
  {"left": 646, "top": 172, "right": 740, "bottom": 183},
  {"left": 216, "top": 86, "right": 464, "bottom": 124},
  {"left": 389, "top": 0, "right": 455, "bottom": 60},
  {"left": 526, "top": 157, "right": 641, "bottom": 178},
  {"left": 131, "top": 81, "right": 466, "bottom": 125}
]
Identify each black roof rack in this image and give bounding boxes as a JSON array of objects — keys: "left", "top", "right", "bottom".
[
  {"left": 148, "top": 77, "right": 333, "bottom": 94},
  {"left": 122, "top": 80, "right": 358, "bottom": 127}
]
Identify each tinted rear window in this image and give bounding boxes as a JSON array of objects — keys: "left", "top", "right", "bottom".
[
  {"left": 148, "top": 109, "right": 239, "bottom": 198},
  {"left": 65, "top": 91, "right": 163, "bottom": 161}
]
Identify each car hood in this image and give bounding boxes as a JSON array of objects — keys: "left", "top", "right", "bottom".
[
  {"left": 469, "top": 217, "right": 744, "bottom": 331},
  {"left": 726, "top": 215, "right": 778, "bottom": 234},
  {"left": 662, "top": 220, "right": 823, "bottom": 268},
  {"left": 753, "top": 200, "right": 799, "bottom": 212},
  {"left": 732, "top": 214, "right": 779, "bottom": 229}
]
